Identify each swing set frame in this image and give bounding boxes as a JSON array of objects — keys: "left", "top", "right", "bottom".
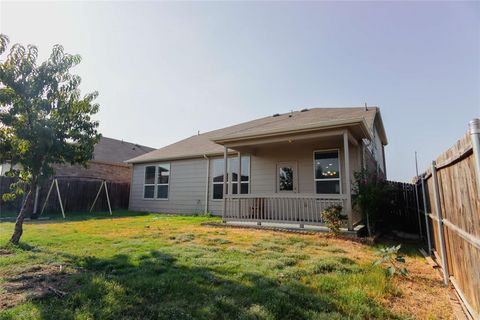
[{"left": 40, "top": 176, "right": 112, "bottom": 218}]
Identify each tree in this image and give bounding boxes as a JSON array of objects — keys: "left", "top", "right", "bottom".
[{"left": 0, "top": 35, "right": 100, "bottom": 244}]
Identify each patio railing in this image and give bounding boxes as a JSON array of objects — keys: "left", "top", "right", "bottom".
[{"left": 223, "top": 194, "right": 348, "bottom": 226}]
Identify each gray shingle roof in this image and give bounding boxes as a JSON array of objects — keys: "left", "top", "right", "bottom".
[
  {"left": 127, "top": 107, "right": 385, "bottom": 164},
  {"left": 93, "top": 137, "right": 155, "bottom": 165}
]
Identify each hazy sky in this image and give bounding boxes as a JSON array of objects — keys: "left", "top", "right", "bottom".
[{"left": 1, "top": 1, "right": 479, "bottom": 182}]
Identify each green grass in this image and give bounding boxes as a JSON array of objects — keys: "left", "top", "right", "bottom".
[{"left": 0, "top": 212, "right": 406, "bottom": 320}]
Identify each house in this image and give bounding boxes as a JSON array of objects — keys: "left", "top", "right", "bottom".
[
  {"left": 1, "top": 137, "right": 155, "bottom": 183},
  {"left": 126, "top": 107, "right": 387, "bottom": 230},
  {"left": 53, "top": 137, "right": 155, "bottom": 183}
]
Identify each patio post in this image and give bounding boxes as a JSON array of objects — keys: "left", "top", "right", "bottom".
[
  {"left": 237, "top": 151, "right": 241, "bottom": 218},
  {"left": 223, "top": 146, "right": 228, "bottom": 220},
  {"left": 237, "top": 151, "right": 241, "bottom": 195},
  {"left": 343, "top": 131, "right": 353, "bottom": 231}
]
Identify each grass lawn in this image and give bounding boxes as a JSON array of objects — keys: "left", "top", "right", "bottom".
[{"left": 0, "top": 212, "right": 452, "bottom": 320}]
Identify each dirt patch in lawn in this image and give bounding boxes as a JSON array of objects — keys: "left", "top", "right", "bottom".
[
  {"left": 380, "top": 257, "right": 454, "bottom": 319},
  {"left": 0, "top": 248, "right": 13, "bottom": 256},
  {"left": 0, "top": 264, "right": 77, "bottom": 310}
]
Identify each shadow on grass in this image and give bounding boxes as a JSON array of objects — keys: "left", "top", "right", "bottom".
[{"left": 0, "top": 249, "right": 398, "bottom": 320}]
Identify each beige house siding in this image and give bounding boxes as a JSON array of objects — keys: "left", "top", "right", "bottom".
[
  {"left": 129, "top": 158, "right": 207, "bottom": 214},
  {"left": 129, "top": 136, "right": 362, "bottom": 216},
  {"left": 249, "top": 140, "right": 360, "bottom": 195}
]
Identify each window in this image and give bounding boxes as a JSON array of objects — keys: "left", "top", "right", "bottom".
[
  {"left": 212, "top": 156, "right": 250, "bottom": 199},
  {"left": 279, "top": 167, "right": 293, "bottom": 191},
  {"left": 157, "top": 163, "right": 170, "bottom": 199},
  {"left": 314, "top": 150, "right": 340, "bottom": 194},
  {"left": 143, "top": 163, "right": 170, "bottom": 199},
  {"left": 144, "top": 166, "right": 156, "bottom": 198},
  {"left": 212, "top": 160, "right": 224, "bottom": 200}
]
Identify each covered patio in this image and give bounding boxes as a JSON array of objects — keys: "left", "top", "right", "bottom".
[{"left": 212, "top": 119, "right": 372, "bottom": 231}]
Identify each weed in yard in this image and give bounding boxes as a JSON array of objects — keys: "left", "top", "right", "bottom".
[
  {"left": 308, "top": 256, "right": 360, "bottom": 274},
  {"left": 176, "top": 233, "right": 195, "bottom": 243},
  {"left": 321, "top": 246, "right": 347, "bottom": 254},
  {"left": 206, "top": 238, "right": 232, "bottom": 245}
]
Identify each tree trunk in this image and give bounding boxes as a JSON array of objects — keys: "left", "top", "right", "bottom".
[{"left": 10, "top": 179, "right": 37, "bottom": 245}]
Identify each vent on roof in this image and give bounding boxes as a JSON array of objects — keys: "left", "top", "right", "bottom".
[
  {"left": 272, "top": 113, "right": 280, "bottom": 117},
  {"left": 300, "top": 108, "right": 309, "bottom": 112}
]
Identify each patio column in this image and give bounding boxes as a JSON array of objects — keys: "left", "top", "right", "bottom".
[
  {"left": 343, "top": 131, "right": 353, "bottom": 231},
  {"left": 237, "top": 151, "right": 242, "bottom": 219},
  {"left": 223, "top": 146, "right": 228, "bottom": 218},
  {"left": 237, "top": 151, "right": 241, "bottom": 195}
]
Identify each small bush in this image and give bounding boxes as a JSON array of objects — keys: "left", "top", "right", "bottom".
[
  {"left": 321, "top": 205, "right": 343, "bottom": 236},
  {"left": 309, "top": 256, "right": 358, "bottom": 274},
  {"left": 373, "top": 245, "right": 408, "bottom": 277}
]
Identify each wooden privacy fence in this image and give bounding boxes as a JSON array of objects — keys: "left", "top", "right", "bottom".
[
  {"left": 0, "top": 177, "right": 130, "bottom": 215},
  {"left": 417, "top": 119, "right": 480, "bottom": 319},
  {"left": 382, "top": 180, "right": 424, "bottom": 235},
  {"left": 0, "top": 177, "right": 25, "bottom": 215}
]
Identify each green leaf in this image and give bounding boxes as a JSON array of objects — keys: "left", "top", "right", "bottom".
[
  {"left": 395, "top": 256, "right": 405, "bottom": 263},
  {"left": 373, "top": 259, "right": 382, "bottom": 266},
  {"left": 386, "top": 266, "right": 395, "bottom": 276},
  {"left": 400, "top": 268, "right": 409, "bottom": 276}
]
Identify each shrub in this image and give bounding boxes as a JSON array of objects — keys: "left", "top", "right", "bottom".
[
  {"left": 373, "top": 245, "right": 408, "bottom": 277},
  {"left": 353, "top": 170, "right": 390, "bottom": 237},
  {"left": 321, "top": 205, "right": 343, "bottom": 236}
]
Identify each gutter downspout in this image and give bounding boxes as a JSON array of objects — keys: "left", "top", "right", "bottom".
[{"left": 203, "top": 155, "right": 210, "bottom": 214}]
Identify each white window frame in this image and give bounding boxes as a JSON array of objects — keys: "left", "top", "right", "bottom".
[
  {"left": 156, "top": 163, "right": 170, "bottom": 200},
  {"left": 211, "top": 156, "right": 250, "bottom": 200},
  {"left": 212, "top": 159, "right": 224, "bottom": 201},
  {"left": 313, "top": 149, "right": 342, "bottom": 194},
  {"left": 143, "top": 165, "right": 156, "bottom": 200},
  {"left": 229, "top": 156, "right": 250, "bottom": 196},
  {"left": 143, "top": 163, "right": 170, "bottom": 200}
]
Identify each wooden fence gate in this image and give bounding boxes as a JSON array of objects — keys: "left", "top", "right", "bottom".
[{"left": 416, "top": 119, "right": 480, "bottom": 319}]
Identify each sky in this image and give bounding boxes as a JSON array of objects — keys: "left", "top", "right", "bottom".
[{"left": 0, "top": 1, "right": 479, "bottom": 182}]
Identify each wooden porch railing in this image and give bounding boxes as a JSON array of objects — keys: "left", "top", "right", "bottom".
[{"left": 223, "top": 194, "right": 348, "bottom": 226}]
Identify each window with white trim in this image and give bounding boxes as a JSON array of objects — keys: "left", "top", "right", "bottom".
[
  {"left": 314, "top": 151, "right": 340, "bottom": 194},
  {"left": 143, "top": 163, "right": 170, "bottom": 199},
  {"left": 212, "top": 156, "right": 250, "bottom": 200}
]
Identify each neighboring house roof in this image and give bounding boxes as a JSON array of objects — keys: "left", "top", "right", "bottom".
[
  {"left": 127, "top": 107, "right": 387, "bottom": 164},
  {"left": 93, "top": 137, "right": 155, "bottom": 165}
]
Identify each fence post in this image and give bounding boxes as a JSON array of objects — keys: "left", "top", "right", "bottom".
[
  {"left": 431, "top": 161, "right": 449, "bottom": 286},
  {"left": 33, "top": 185, "right": 40, "bottom": 214},
  {"left": 420, "top": 177, "right": 432, "bottom": 254},
  {"left": 469, "top": 118, "right": 480, "bottom": 194},
  {"left": 414, "top": 183, "right": 423, "bottom": 238}
]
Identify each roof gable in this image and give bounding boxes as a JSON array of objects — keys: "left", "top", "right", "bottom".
[
  {"left": 93, "top": 137, "right": 155, "bottom": 164},
  {"left": 127, "top": 106, "right": 386, "bottom": 164}
]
